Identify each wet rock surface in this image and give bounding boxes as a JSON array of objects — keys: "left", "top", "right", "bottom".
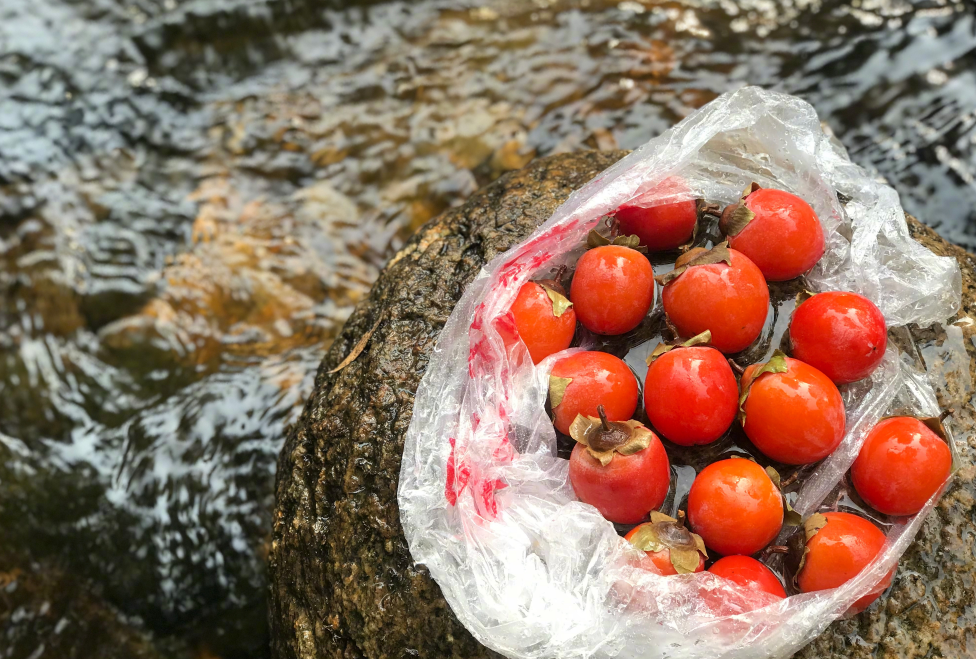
[{"left": 271, "top": 150, "right": 976, "bottom": 659}]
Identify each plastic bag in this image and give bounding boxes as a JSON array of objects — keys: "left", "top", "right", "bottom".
[{"left": 398, "top": 87, "right": 964, "bottom": 659}]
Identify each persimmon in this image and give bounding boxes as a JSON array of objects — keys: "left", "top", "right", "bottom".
[
  {"left": 720, "top": 184, "right": 825, "bottom": 281},
  {"left": 789, "top": 291, "right": 887, "bottom": 384},
  {"left": 708, "top": 555, "right": 786, "bottom": 599},
  {"left": 549, "top": 351, "right": 639, "bottom": 436},
  {"left": 740, "top": 352, "right": 845, "bottom": 465},
  {"left": 510, "top": 280, "right": 576, "bottom": 364},
  {"left": 797, "top": 512, "right": 893, "bottom": 613},
  {"left": 660, "top": 244, "right": 769, "bottom": 354},
  {"left": 687, "top": 459, "right": 783, "bottom": 556},
  {"left": 851, "top": 417, "right": 952, "bottom": 516},
  {"left": 568, "top": 409, "right": 670, "bottom": 524},
  {"left": 571, "top": 245, "right": 654, "bottom": 335},
  {"left": 643, "top": 335, "right": 737, "bottom": 446}
]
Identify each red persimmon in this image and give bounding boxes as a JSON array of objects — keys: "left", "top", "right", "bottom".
[
  {"left": 510, "top": 281, "right": 577, "bottom": 364},
  {"left": 615, "top": 200, "right": 698, "bottom": 252},
  {"left": 851, "top": 417, "right": 952, "bottom": 516},
  {"left": 571, "top": 245, "right": 654, "bottom": 335},
  {"left": 790, "top": 291, "right": 887, "bottom": 384},
  {"left": 661, "top": 246, "right": 769, "bottom": 354},
  {"left": 549, "top": 351, "right": 639, "bottom": 436},
  {"left": 708, "top": 555, "right": 786, "bottom": 599},
  {"left": 740, "top": 353, "right": 846, "bottom": 465},
  {"left": 798, "top": 512, "right": 893, "bottom": 614},
  {"left": 721, "top": 185, "right": 825, "bottom": 281},
  {"left": 644, "top": 342, "right": 738, "bottom": 446},
  {"left": 569, "top": 415, "right": 670, "bottom": 524},
  {"left": 687, "top": 459, "right": 783, "bottom": 556}
]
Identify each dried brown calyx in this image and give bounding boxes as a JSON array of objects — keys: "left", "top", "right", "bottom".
[
  {"left": 677, "top": 199, "right": 722, "bottom": 252},
  {"left": 654, "top": 241, "right": 732, "bottom": 287},
  {"left": 919, "top": 410, "right": 952, "bottom": 443},
  {"left": 719, "top": 182, "right": 762, "bottom": 237},
  {"left": 627, "top": 510, "right": 708, "bottom": 574},
  {"left": 645, "top": 330, "right": 712, "bottom": 366},
  {"left": 737, "top": 350, "right": 789, "bottom": 425},
  {"left": 568, "top": 405, "right": 653, "bottom": 466},
  {"left": 784, "top": 512, "right": 828, "bottom": 587},
  {"left": 536, "top": 265, "right": 573, "bottom": 318},
  {"left": 587, "top": 216, "right": 646, "bottom": 252}
]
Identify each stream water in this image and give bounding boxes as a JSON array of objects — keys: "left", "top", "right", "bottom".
[{"left": 1, "top": 0, "right": 975, "bottom": 656}]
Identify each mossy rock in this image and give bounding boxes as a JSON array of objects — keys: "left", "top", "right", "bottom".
[{"left": 269, "top": 151, "right": 976, "bottom": 659}]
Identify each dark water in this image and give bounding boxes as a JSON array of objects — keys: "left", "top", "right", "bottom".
[{"left": 1, "top": 0, "right": 975, "bottom": 656}]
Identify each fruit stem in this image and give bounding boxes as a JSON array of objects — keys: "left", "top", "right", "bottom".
[
  {"left": 675, "top": 510, "right": 687, "bottom": 529},
  {"left": 608, "top": 217, "right": 620, "bottom": 240},
  {"left": 727, "top": 358, "right": 745, "bottom": 375},
  {"left": 699, "top": 201, "right": 721, "bottom": 218},
  {"left": 939, "top": 408, "right": 953, "bottom": 422},
  {"left": 778, "top": 471, "right": 800, "bottom": 488},
  {"left": 553, "top": 264, "right": 568, "bottom": 284},
  {"left": 765, "top": 545, "right": 789, "bottom": 555},
  {"left": 597, "top": 405, "right": 611, "bottom": 432}
]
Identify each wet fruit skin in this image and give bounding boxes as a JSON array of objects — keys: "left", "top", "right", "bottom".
[
  {"left": 851, "top": 417, "right": 952, "bottom": 516},
  {"left": 790, "top": 291, "right": 887, "bottom": 384},
  {"left": 708, "top": 556, "right": 786, "bottom": 599},
  {"left": 687, "top": 459, "right": 783, "bottom": 556},
  {"left": 741, "top": 357, "right": 846, "bottom": 465},
  {"left": 644, "top": 346, "right": 738, "bottom": 446},
  {"left": 724, "top": 187, "right": 825, "bottom": 281},
  {"left": 569, "top": 432, "right": 670, "bottom": 524},
  {"left": 571, "top": 245, "right": 654, "bottom": 335},
  {"left": 661, "top": 249, "right": 769, "bottom": 354},
  {"left": 509, "top": 282, "right": 577, "bottom": 364},
  {"left": 623, "top": 526, "right": 705, "bottom": 575},
  {"left": 550, "top": 351, "right": 639, "bottom": 436},
  {"left": 615, "top": 199, "right": 698, "bottom": 252},
  {"left": 797, "top": 512, "right": 894, "bottom": 614}
]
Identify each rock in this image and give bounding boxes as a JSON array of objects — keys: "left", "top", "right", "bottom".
[
  {"left": 269, "top": 151, "right": 976, "bottom": 659},
  {"left": 0, "top": 550, "right": 185, "bottom": 659}
]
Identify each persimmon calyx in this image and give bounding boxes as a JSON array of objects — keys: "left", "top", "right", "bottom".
[
  {"left": 765, "top": 465, "right": 802, "bottom": 527},
  {"left": 795, "top": 289, "right": 817, "bottom": 306},
  {"left": 549, "top": 376, "right": 572, "bottom": 408},
  {"left": 784, "top": 512, "right": 829, "bottom": 586},
  {"left": 539, "top": 283, "right": 573, "bottom": 318},
  {"left": 655, "top": 241, "right": 732, "bottom": 286},
  {"left": 737, "top": 350, "right": 789, "bottom": 425},
  {"left": 719, "top": 182, "right": 762, "bottom": 236},
  {"left": 586, "top": 229, "right": 647, "bottom": 252},
  {"left": 645, "top": 330, "right": 713, "bottom": 366},
  {"left": 627, "top": 510, "right": 707, "bottom": 574},
  {"left": 568, "top": 407, "right": 652, "bottom": 466}
]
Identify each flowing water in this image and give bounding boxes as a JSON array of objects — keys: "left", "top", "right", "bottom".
[{"left": 1, "top": 0, "right": 975, "bottom": 656}]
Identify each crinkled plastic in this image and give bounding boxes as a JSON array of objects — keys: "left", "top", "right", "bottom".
[{"left": 398, "top": 87, "right": 965, "bottom": 659}]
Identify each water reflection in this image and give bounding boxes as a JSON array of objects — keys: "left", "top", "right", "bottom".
[{"left": 0, "top": 0, "right": 974, "bottom": 656}]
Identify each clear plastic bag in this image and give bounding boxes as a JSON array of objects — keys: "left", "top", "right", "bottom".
[{"left": 398, "top": 87, "right": 964, "bottom": 659}]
